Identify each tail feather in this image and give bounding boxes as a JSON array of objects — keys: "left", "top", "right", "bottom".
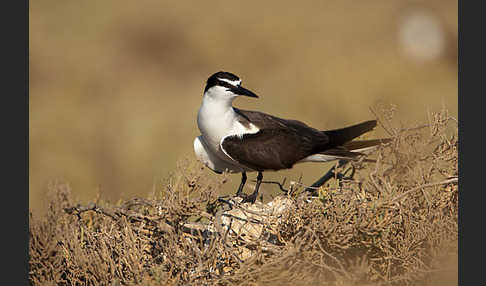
[
  {"left": 343, "top": 138, "right": 392, "bottom": 151},
  {"left": 300, "top": 121, "right": 390, "bottom": 164},
  {"left": 320, "top": 147, "right": 363, "bottom": 158},
  {"left": 323, "top": 120, "right": 377, "bottom": 148},
  {"left": 299, "top": 137, "right": 391, "bottom": 164}
]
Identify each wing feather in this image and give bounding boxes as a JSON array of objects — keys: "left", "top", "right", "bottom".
[
  {"left": 223, "top": 109, "right": 383, "bottom": 171},
  {"left": 221, "top": 114, "right": 330, "bottom": 171}
]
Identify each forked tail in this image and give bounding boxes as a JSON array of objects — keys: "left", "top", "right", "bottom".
[
  {"left": 298, "top": 120, "right": 390, "bottom": 163},
  {"left": 323, "top": 120, "right": 378, "bottom": 148},
  {"left": 309, "top": 120, "right": 391, "bottom": 161}
]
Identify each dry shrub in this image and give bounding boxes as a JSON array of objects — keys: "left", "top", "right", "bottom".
[{"left": 29, "top": 108, "right": 458, "bottom": 286}]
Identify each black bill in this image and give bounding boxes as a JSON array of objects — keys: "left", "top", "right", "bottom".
[{"left": 230, "top": 86, "right": 259, "bottom": 98}]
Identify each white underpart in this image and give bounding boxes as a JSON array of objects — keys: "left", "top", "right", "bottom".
[
  {"left": 194, "top": 86, "right": 259, "bottom": 173},
  {"left": 298, "top": 154, "right": 345, "bottom": 163}
]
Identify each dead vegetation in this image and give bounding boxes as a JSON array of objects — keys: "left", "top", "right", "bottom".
[{"left": 29, "top": 108, "right": 458, "bottom": 286}]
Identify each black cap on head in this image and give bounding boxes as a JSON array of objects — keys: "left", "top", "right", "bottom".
[
  {"left": 204, "top": 71, "right": 241, "bottom": 93},
  {"left": 203, "top": 71, "right": 259, "bottom": 98},
  {"left": 209, "top": 71, "right": 240, "bottom": 82}
]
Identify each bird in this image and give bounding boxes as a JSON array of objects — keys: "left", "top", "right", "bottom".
[{"left": 194, "top": 71, "right": 390, "bottom": 203}]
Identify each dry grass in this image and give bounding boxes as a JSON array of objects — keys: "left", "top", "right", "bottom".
[{"left": 29, "top": 108, "right": 458, "bottom": 285}]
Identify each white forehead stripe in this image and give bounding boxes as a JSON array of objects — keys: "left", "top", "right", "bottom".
[{"left": 218, "top": 78, "right": 241, "bottom": 86}]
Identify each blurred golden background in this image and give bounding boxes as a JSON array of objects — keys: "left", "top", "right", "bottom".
[{"left": 30, "top": 0, "right": 457, "bottom": 214}]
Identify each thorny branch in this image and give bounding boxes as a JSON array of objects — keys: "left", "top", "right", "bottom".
[
  {"left": 32, "top": 107, "right": 458, "bottom": 286},
  {"left": 257, "top": 160, "right": 357, "bottom": 195},
  {"left": 260, "top": 178, "right": 289, "bottom": 193},
  {"left": 64, "top": 202, "right": 119, "bottom": 221},
  {"left": 64, "top": 202, "right": 195, "bottom": 236},
  {"left": 391, "top": 177, "right": 458, "bottom": 203}
]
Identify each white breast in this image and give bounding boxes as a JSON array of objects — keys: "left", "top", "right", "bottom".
[{"left": 198, "top": 101, "right": 258, "bottom": 153}]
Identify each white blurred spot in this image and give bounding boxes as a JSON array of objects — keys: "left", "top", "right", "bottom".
[{"left": 399, "top": 9, "right": 446, "bottom": 62}]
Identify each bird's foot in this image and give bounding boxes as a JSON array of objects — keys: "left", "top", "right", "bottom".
[
  {"left": 240, "top": 192, "right": 258, "bottom": 204},
  {"left": 235, "top": 190, "right": 245, "bottom": 199}
]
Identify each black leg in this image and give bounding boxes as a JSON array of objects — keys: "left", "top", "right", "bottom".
[
  {"left": 235, "top": 172, "right": 247, "bottom": 197},
  {"left": 241, "top": 172, "right": 263, "bottom": 204}
]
